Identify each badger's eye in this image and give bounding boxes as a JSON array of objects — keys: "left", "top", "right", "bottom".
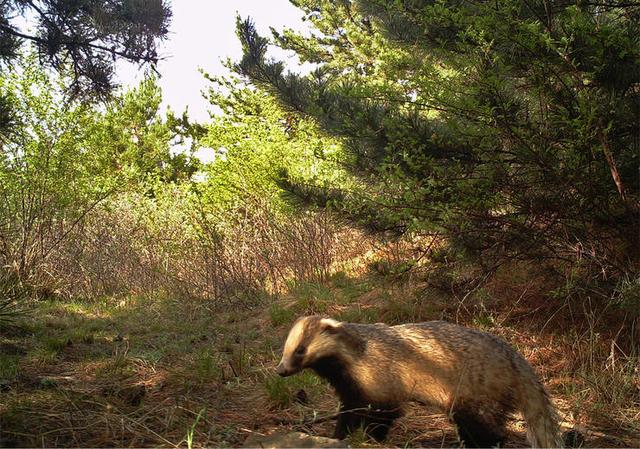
[{"left": 294, "top": 346, "right": 306, "bottom": 356}]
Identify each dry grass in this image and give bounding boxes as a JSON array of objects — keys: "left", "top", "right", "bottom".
[{"left": 1, "top": 265, "right": 639, "bottom": 448}]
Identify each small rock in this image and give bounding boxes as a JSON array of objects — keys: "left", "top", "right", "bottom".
[{"left": 243, "top": 431, "right": 344, "bottom": 448}]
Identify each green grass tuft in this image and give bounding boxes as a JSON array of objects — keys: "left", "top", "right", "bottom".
[
  {"left": 193, "top": 348, "right": 223, "bottom": 383},
  {"left": 291, "top": 281, "right": 333, "bottom": 314},
  {"left": 264, "top": 370, "right": 325, "bottom": 409},
  {"left": 264, "top": 374, "right": 291, "bottom": 408},
  {"left": 337, "top": 306, "right": 378, "bottom": 323},
  {"left": 0, "top": 354, "right": 19, "bottom": 383},
  {"left": 269, "top": 303, "right": 295, "bottom": 327}
]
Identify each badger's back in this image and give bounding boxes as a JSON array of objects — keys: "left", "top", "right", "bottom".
[
  {"left": 345, "top": 321, "right": 526, "bottom": 407},
  {"left": 343, "top": 320, "right": 561, "bottom": 447}
]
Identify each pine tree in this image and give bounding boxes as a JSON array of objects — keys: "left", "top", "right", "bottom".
[
  {"left": 235, "top": 0, "right": 639, "bottom": 278},
  {"left": 0, "top": 0, "right": 171, "bottom": 134}
]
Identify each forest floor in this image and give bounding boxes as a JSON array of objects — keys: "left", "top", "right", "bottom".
[{"left": 1, "top": 269, "right": 639, "bottom": 448}]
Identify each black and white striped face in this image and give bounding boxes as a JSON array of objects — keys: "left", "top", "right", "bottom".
[{"left": 276, "top": 316, "right": 341, "bottom": 377}]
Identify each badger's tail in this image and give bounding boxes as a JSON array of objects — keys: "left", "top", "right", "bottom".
[{"left": 520, "top": 379, "right": 563, "bottom": 448}]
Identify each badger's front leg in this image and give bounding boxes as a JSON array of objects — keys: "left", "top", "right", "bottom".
[
  {"left": 334, "top": 403, "right": 364, "bottom": 440},
  {"left": 364, "top": 405, "right": 402, "bottom": 441},
  {"left": 334, "top": 403, "right": 401, "bottom": 442}
]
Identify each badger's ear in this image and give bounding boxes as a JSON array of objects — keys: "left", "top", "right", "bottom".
[
  {"left": 321, "top": 318, "right": 366, "bottom": 354},
  {"left": 319, "top": 318, "right": 341, "bottom": 334}
]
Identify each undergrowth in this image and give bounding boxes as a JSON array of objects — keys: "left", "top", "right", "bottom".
[{"left": 0, "top": 266, "right": 638, "bottom": 447}]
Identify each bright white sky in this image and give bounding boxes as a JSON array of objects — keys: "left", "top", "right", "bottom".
[{"left": 116, "top": 0, "right": 310, "bottom": 123}]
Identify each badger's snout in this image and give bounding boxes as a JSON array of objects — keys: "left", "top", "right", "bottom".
[
  {"left": 275, "top": 362, "right": 289, "bottom": 376},
  {"left": 276, "top": 361, "right": 295, "bottom": 377}
]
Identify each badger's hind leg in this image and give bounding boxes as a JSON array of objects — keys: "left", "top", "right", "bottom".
[{"left": 451, "top": 405, "right": 507, "bottom": 448}]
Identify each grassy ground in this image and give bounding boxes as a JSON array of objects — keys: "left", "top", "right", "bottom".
[{"left": 0, "top": 269, "right": 638, "bottom": 447}]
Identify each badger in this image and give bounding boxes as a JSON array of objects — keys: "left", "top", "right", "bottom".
[{"left": 276, "top": 316, "right": 562, "bottom": 448}]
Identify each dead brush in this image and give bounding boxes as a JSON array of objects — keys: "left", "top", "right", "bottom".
[
  {"left": 10, "top": 189, "right": 374, "bottom": 312},
  {"left": 564, "top": 311, "right": 640, "bottom": 435},
  {"left": 0, "top": 268, "right": 30, "bottom": 327}
]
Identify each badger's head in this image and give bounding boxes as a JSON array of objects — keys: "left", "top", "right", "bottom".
[{"left": 276, "top": 316, "right": 364, "bottom": 377}]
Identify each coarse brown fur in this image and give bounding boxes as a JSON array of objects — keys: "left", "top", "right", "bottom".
[{"left": 276, "top": 316, "right": 563, "bottom": 448}]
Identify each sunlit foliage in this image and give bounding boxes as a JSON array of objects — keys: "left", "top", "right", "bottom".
[{"left": 236, "top": 0, "right": 639, "bottom": 279}]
